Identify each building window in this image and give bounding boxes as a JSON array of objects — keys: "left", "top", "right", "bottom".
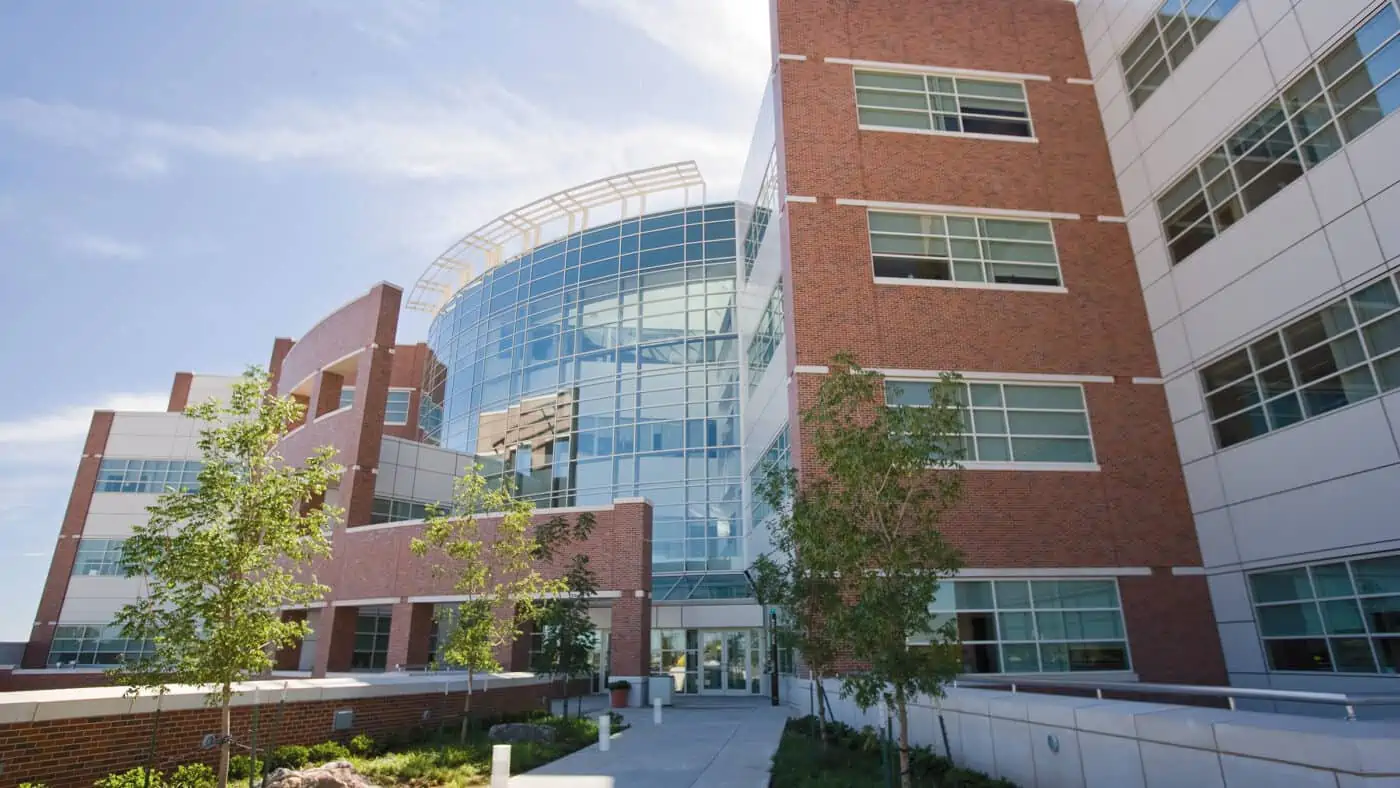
[
  {"left": 1250, "top": 554, "right": 1400, "bottom": 674},
  {"left": 1158, "top": 3, "right": 1400, "bottom": 264},
  {"left": 886, "top": 380, "right": 1096, "bottom": 465},
  {"left": 748, "top": 425, "right": 791, "bottom": 527},
  {"left": 746, "top": 281, "right": 784, "bottom": 392},
  {"left": 1200, "top": 271, "right": 1400, "bottom": 449},
  {"left": 920, "top": 579, "right": 1130, "bottom": 673},
  {"left": 339, "top": 388, "right": 354, "bottom": 409},
  {"left": 742, "top": 147, "right": 779, "bottom": 280},
  {"left": 854, "top": 70, "right": 1033, "bottom": 139},
  {"left": 385, "top": 389, "right": 412, "bottom": 425},
  {"left": 351, "top": 606, "right": 392, "bottom": 671},
  {"left": 1120, "top": 0, "right": 1241, "bottom": 110},
  {"left": 868, "top": 211, "right": 1061, "bottom": 288},
  {"left": 47, "top": 624, "right": 154, "bottom": 667},
  {"left": 370, "top": 496, "right": 435, "bottom": 524},
  {"left": 72, "top": 539, "right": 126, "bottom": 576},
  {"left": 95, "top": 459, "right": 202, "bottom": 494}
]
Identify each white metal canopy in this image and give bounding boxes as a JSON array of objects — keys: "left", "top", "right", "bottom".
[{"left": 407, "top": 161, "right": 708, "bottom": 316}]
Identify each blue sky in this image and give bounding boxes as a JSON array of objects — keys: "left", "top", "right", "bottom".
[{"left": 0, "top": 0, "right": 769, "bottom": 642}]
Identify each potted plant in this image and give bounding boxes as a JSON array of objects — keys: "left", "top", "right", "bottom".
[{"left": 607, "top": 679, "right": 631, "bottom": 709}]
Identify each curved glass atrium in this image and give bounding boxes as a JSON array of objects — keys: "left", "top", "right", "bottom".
[{"left": 422, "top": 202, "right": 743, "bottom": 584}]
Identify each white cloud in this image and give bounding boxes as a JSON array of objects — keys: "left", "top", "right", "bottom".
[
  {"left": 112, "top": 150, "right": 170, "bottom": 179},
  {"left": 302, "top": 0, "right": 441, "bottom": 48},
  {"left": 0, "top": 394, "right": 167, "bottom": 445},
  {"left": 577, "top": 0, "right": 770, "bottom": 95},
  {"left": 63, "top": 233, "right": 148, "bottom": 261}
]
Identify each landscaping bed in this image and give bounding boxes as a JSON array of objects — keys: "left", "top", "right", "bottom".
[
  {"left": 770, "top": 716, "right": 1015, "bottom": 788},
  {"left": 70, "top": 711, "right": 618, "bottom": 788}
]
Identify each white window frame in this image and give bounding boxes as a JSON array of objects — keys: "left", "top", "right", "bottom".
[
  {"left": 864, "top": 209, "right": 1066, "bottom": 293},
  {"left": 852, "top": 68, "right": 1037, "bottom": 143},
  {"left": 1118, "top": 0, "right": 1242, "bottom": 111},
  {"left": 886, "top": 378, "right": 1100, "bottom": 472},
  {"left": 385, "top": 387, "right": 413, "bottom": 425},
  {"left": 72, "top": 538, "right": 126, "bottom": 577}
]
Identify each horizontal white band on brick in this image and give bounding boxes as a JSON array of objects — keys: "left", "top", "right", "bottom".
[
  {"left": 835, "top": 198, "right": 1080, "bottom": 222},
  {"left": 278, "top": 601, "right": 327, "bottom": 610},
  {"left": 825, "top": 56, "right": 1052, "bottom": 83},
  {"left": 786, "top": 195, "right": 818, "bottom": 203},
  {"left": 1132, "top": 377, "right": 1166, "bottom": 385},
  {"left": 1066, "top": 77, "right": 1095, "bottom": 85},
  {"left": 407, "top": 590, "right": 624, "bottom": 604},
  {"left": 955, "top": 566, "right": 1152, "bottom": 578},
  {"left": 793, "top": 364, "right": 831, "bottom": 375},
  {"left": 348, "top": 502, "right": 618, "bottom": 533},
  {"left": 1171, "top": 567, "right": 1207, "bottom": 576},
  {"left": 778, "top": 53, "right": 807, "bottom": 61},
  {"left": 858, "top": 124, "right": 1041, "bottom": 145},
  {"left": 613, "top": 496, "right": 654, "bottom": 506},
  {"left": 332, "top": 597, "right": 398, "bottom": 607},
  {"left": 879, "top": 368, "right": 1116, "bottom": 384},
  {"left": 960, "top": 461, "right": 1102, "bottom": 473},
  {"left": 1097, "top": 215, "right": 1128, "bottom": 223},
  {"left": 874, "top": 276, "right": 1069, "bottom": 295}
]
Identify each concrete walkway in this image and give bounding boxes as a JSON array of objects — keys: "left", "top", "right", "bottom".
[{"left": 513, "top": 696, "right": 789, "bottom": 788}]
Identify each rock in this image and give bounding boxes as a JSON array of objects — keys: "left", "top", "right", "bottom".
[
  {"left": 261, "top": 760, "right": 378, "bottom": 788},
  {"left": 488, "top": 722, "right": 557, "bottom": 743}
]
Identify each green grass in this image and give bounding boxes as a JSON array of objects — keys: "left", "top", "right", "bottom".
[
  {"left": 346, "top": 715, "right": 605, "bottom": 787},
  {"left": 770, "top": 716, "right": 1016, "bottom": 788}
]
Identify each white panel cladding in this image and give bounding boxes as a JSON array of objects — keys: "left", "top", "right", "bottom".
[
  {"left": 1207, "top": 571, "right": 1255, "bottom": 622},
  {"left": 1217, "top": 620, "right": 1270, "bottom": 674},
  {"left": 1152, "top": 319, "right": 1194, "bottom": 378},
  {"left": 1174, "top": 413, "right": 1214, "bottom": 465},
  {"left": 1142, "top": 275, "right": 1181, "bottom": 330},
  {"left": 1367, "top": 182, "right": 1400, "bottom": 261},
  {"left": 1306, "top": 149, "right": 1365, "bottom": 226},
  {"left": 1194, "top": 508, "right": 1242, "bottom": 567},
  {"left": 1227, "top": 465, "right": 1400, "bottom": 564},
  {"left": 1133, "top": 237, "right": 1171, "bottom": 290},
  {"left": 57, "top": 583, "right": 144, "bottom": 624},
  {"left": 1183, "top": 456, "right": 1227, "bottom": 513},
  {"left": 1348, "top": 108, "right": 1400, "bottom": 200},
  {"left": 1260, "top": 10, "right": 1311, "bottom": 84},
  {"left": 375, "top": 437, "right": 473, "bottom": 505},
  {"left": 1117, "top": 159, "right": 1152, "bottom": 219},
  {"left": 1326, "top": 207, "right": 1387, "bottom": 284},
  {"left": 1164, "top": 372, "right": 1205, "bottom": 421},
  {"left": 1142, "top": 47, "right": 1275, "bottom": 193},
  {"left": 1088, "top": 24, "right": 1121, "bottom": 81},
  {"left": 374, "top": 463, "right": 395, "bottom": 495},
  {"left": 1124, "top": 200, "right": 1159, "bottom": 253},
  {"left": 105, "top": 412, "right": 202, "bottom": 459},
  {"left": 86, "top": 492, "right": 160, "bottom": 518},
  {"left": 411, "top": 471, "right": 454, "bottom": 504},
  {"left": 1294, "top": 0, "right": 1390, "bottom": 55},
  {"left": 1180, "top": 232, "right": 1339, "bottom": 361},
  {"left": 1384, "top": 389, "right": 1400, "bottom": 451},
  {"left": 1247, "top": 0, "right": 1293, "bottom": 35},
  {"left": 185, "top": 374, "right": 238, "bottom": 407},
  {"left": 1170, "top": 181, "right": 1322, "bottom": 312},
  {"left": 1215, "top": 401, "right": 1399, "bottom": 505},
  {"left": 1108, "top": 123, "right": 1142, "bottom": 177},
  {"left": 1102, "top": 91, "right": 1132, "bottom": 141}
]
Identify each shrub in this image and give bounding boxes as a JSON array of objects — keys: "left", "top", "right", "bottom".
[
  {"left": 267, "top": 744, "right": 311, "bottom": 770},
  {"left": 307, "top": 741, "right": 351, "bottom": 763},
  {"left": 226, "top": 756, "right": 264, "bottom": 780},
  {"left": 94, "top": 767, "right": 165, "bottom": 788},
  {"left": 167, "top": 763, "right": 214, "bottom": 788},
  {"left": 348, "top": 733, "right": 376, "bottom": 757},
  {"left": 20, "top": 783, "right": 51, "bottom": 788}
]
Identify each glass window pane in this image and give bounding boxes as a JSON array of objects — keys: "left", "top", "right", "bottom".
[
  {"left": 1000, "top": 642, "right": 1040, "bottom": 673},
  {"left": 1321, "top": 599, "right": 1367, "bottom": 634},
  {"left": 1264, "top": 638, "right": 1333, "bottom": 671},
  {"left": 1002, "top": 385, "right": 1083, "bottom": 410},
  {"left": 1331, "top": 638, "right": 1379, "bottom": 672},
  {"left": 1361, "top": 597, "right": 1400, "bottom": 633},
  {"left": 955, "top": 581, "right": 995, "bottom": 609},
  {"left": 999, "top": 612, "right": 1036, "bottom": 640},
  {"left": 1258, "top": 603, "right": 1323, "bottom": 636},
  {"left": 1352, "top": 556, "right": 1400, "bottom": 594},
  {"left": 1033, "top": 580, "right": 1118, "bottom": 609},
  {"left": 855, "top": 71, "right": 926, "bottom": 90},
  {"left": 1007, "top": 411, "right": 1090, "bottom": 436},
  {"left": 858, "top": 108, "right": 931, "bottom": 129},
  {"left": 1202, "top": 349, "right": 1253, "bottom": 391},
  {"left": 1363, "top": 312, "right": 1400, "bottom": 358},
  {"left": 974, "top": 436, "right": 1010, "bottom": 461},
  {"left": 1251, "top": 568, "right": 1313, "bottom": 602},
  {"left": 1010, "top": 437, "right": 1094, "bottom": 463},
  {"left": 994, "top": 581, "right": 1031, "bottom": 609},
  {"left": 969, "top": 384, "right": 1003, "bottom": 407},
  {"left": 1311, "top": 563, "right": 1356, "bottom": 597},
  {"left": 972, "top": 409, "right": 1008, "bottom": 434}
]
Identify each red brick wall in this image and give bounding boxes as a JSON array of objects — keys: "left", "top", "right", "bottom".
[
  {"left": 775, "top": 0, "right": 1225, "bottom": 683},
  {"left": 0, "top": 682, "right": 555, "bottom": 788}
]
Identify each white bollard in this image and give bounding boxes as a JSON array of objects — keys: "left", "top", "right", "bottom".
[
  {"left": 598, "top": 713, "right": 611, "bottom": 751},
  {"left": 653, "top": 697, "right": 662, "bottom": 725},
  {"left": 490, "top": 744, "right": 511, "bottom": 788}
]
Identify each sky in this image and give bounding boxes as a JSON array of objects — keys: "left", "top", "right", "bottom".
[{"left": 0, "top": 0, "right": 771, "bottom": 642}]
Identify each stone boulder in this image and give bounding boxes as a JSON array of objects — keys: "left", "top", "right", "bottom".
[
  {"left": 488, "top": 722, "right": 557, "bottom": 743},
  {"left": 262, "top": 760, "right": 379, "bottom": 788}
]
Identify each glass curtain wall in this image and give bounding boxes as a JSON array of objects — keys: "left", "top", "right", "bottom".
[{"left": 422, "top": 203, "right": 743, "bottom": 579}]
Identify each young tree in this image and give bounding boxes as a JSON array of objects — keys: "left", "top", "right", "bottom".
[
  {"left": 410, "top": 472, "right": 573, "bottom": 736},
  {"left": 111, "top": 368, "right": 342, "bottom": 788},
  {"left": 753, "top": 469, "right": 846, "bottom": 744},
  {"left": 795, "top": 353, "right": 967, "bottom": 788},
  {"left": 533, "top": 512, "right": 599, "bottom": 720}
]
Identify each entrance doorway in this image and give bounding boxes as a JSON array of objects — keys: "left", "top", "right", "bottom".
[{"left": 700, "top": 630, "right": 754, "bottom": 694}]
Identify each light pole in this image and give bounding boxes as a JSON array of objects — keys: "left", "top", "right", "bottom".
[{"left": 743, "top": 567, "right": 781, "bottom": 707}]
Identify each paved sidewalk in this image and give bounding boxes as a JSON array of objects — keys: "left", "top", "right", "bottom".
[{"left": 513, "top": 697, "right": 789, "bottom": 788}]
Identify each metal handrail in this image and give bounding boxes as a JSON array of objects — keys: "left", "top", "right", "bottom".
[{"left": 950, "top": 676, "right": 1400, "bottom": 721}]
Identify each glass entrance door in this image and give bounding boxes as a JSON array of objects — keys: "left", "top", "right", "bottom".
[{"left": 700, "top": 630, "right": 752, "bottom": 694}]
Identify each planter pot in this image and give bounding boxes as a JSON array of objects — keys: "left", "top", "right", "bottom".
[{"left": 610, "top": 688, "right": 629, "bottom": 708}]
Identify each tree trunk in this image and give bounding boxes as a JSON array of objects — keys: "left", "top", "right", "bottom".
[
  {"left": 895, "top": 687, "right": 912, "bottom": 788},
  {"left": 460, "top": 668, "right": 473, "bottom": 744},
  {"left": 217, "top": 686, "right": 231, "bottom": 788},
  {"left": 815, "top": 674, "right": 828, "bottom": 748}
]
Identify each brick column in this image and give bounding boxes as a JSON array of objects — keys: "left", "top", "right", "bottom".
[
  {"left": 275, "top": 610, "right": 309, "bottom": 671},
  {"left": 310, "top": 370, "right": 345, "bottom": 419},
  {"left": 23, "top": 412, "right": 115, "bottom": 668},
  {"left": 1120, "top": 570, "right": 1228, "bottom": 685},
  {"left": 608, "top": 595, "right": 651, "bottom": 678},
  {"left": 605, "top": 499, "right": 653, "bottom": 706},
  {"left": 314, "top": 606, "right": 359, "bottom": 676},
  {"left": 385, "top": 602, "right": 435, "bottom": 670}
]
